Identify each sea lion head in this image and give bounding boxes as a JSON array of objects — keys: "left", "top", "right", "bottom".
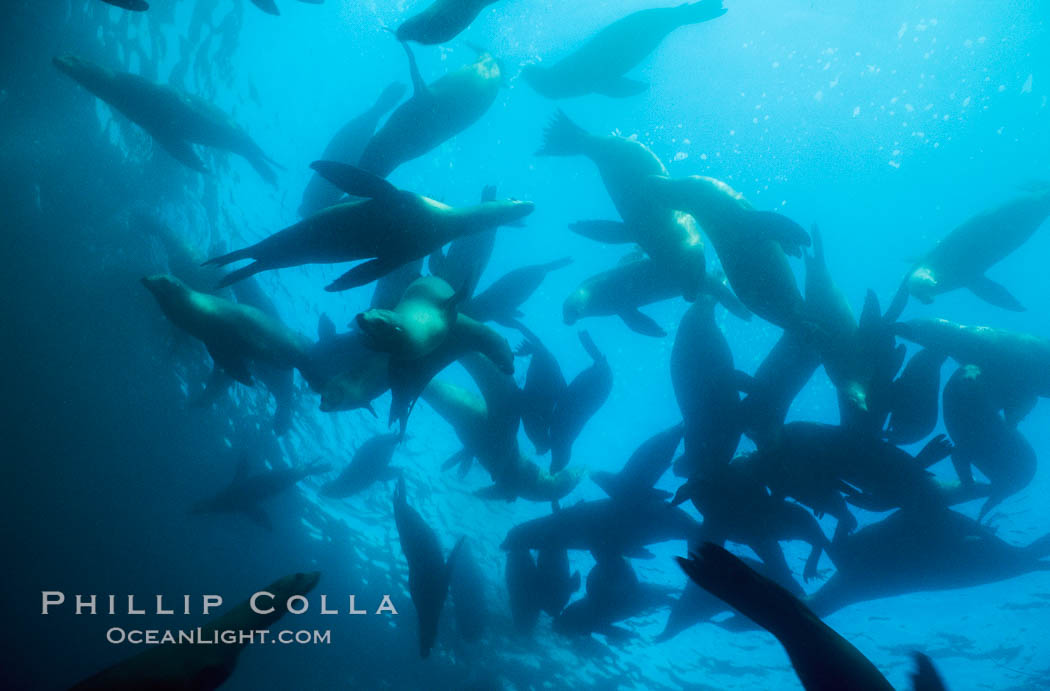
[
  {"left": 141, "top": 274, "right": 190, "bottom": 307},
  {"left": 562, "top": 288, "right": 588, "bottom": 325},
  {"left": 356, "top": 309, "right": 405, "bottom": 352},
  {"left": 907, "top": 266, "right": 938, "bottom": 304},
  {"left": 474, "top": 198, "right": 536, "bottom": 229}
]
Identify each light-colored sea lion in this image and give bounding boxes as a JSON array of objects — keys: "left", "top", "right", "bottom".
[
  {"left": 647, "top": 174, "right": 808, "bottom": 330},
  {"left": 68, "top": 571, "right": 320, "bottom": 690},
  {"left": 192, "top": 456, "right": 330, "bottom": 530},
  {"left": 537, "top": 110, "right": 706, "bottom": 300},
  {"left": 357, "top": 276, "right": 459, "bottom": 360},
  {"left": 462, "top": 256, "right": 573, "bottom": 325},
  {"left": 358, "top": 42, "right": 501, "bottom": 178},
  {"left": 548, "top": 331, "right": 613, "bottom": 474},
  {"left": 392, "top": 475, "right": 463, "bottom": 658},
  {"left": 299, "top": 82, "right": 405, "bottom": 218},
  {"left": 396, "top": 0, "right": 499, "bottom": 45},
  {"left": 205, "top": 162, "right": 533, "bottom": 291},
  {"left": 887, "top": 184, "right": 1050, "bottom": 320},
  {"left": 141, "top": 274, "right": 309, "bottom": 386},
  {"left": 677, "top": 543, "right": 898, "bottom": 691},
  {"left": 320, "top": 432, "right": 400, "bottom": 497},
  {"left": 53, "top": 55, "right": 280, "bottom": 183},
  {"left": 522, "top": 1, "right": 726, "bottom": 99}
]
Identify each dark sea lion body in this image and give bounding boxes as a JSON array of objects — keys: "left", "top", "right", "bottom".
[
  {"left": 553, "top": 558, "right": 674, "bottom": 639},
  {"left": 299, "top": 82, "right": 405, "bottom": 217},
  {"left": 429, "top": 185, "right": 501, "bottom": 297},
  {"left": 53, "top": 55, "right": 279, "bottom": 183},
  {"left": 359, "top": 44, "right": 501, "bottom": 178},
  {"left": 739, "top": 330, "right": 821, "bottom": 447},
  {"left": 321, "top": 433, "right": 400, "bottom": 497},
  {"left": 893, "top": 186, "right": 1050, "bottom": 316},
  {"left": 506, "top": 549, "right": 542, "bottom": 632},
  {"left": 885, "top": 348, "right": 946, "bottom": 444},
  {"left": 396, "top": 0, "right": 499, "bottom": 45},
  {"left": 99, "top": 0, "right": 149, "bottom": 10},
  {"left": 591, "top": 422, "right": 681, "bottom": 501},
  {"left": 535, "top": 547, "right": 581, "bottom": 617},
  {"left": 522, "top": 1, "right": 727, "bottom": 99},
  {"left": 548, "top": 331, "right": 613, "bottom": 473},
  {"left": 463, "top": 257, "right": 573, "bottom": 325},
  {"left": 647, "top": 174, "right": 807, "bottom": 330},
  {"left": 193, "top": 458, "right": 330, "bottom": 530},
  {"left": 69, "top": 572, "right": 320, "bottom": 690},
  {"left": 449, "top": 539, "right": 487, "bottom": 642},
  {"left": 515, "top": 323, "right": 567, "bottom": 455}
]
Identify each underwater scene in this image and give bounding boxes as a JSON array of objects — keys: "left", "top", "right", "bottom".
[{"left": 4, "top": 0, "right": 1050, "bottom": 689}]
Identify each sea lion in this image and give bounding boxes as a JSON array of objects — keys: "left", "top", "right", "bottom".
[
  {"left": 943, "top": 364, "right": 1037, "bottom": 521},
  {"left": 500, "top": 496, "right": 699, "bottom": 558},
  {"left": 449, "top": 539, "right": 487, "bottom": 642},
  {"left": 369, "top": 258, "right": 423, "bottom": 310},
  {"left": 320, "top": 432, "right": 400, "bottom": 497},
  {"left": 428, "top": 185, "right": 500, "bottom": 297},
  {"left": 677, "top": 543, "right": 897, "bottom": 691},
  {"left": 357, "top": 276, "right": 460, "bottom": 360},
  {"left": 250, "top": 0, "right": 324, "bottom": 16},
  {"left": 590, "top": 423, "right": 682, "bottom": 501},
  {"left": 522, "top": 1, "right": 727, "bottom": 99},
  {"left": 392, "top": 475, "right": 463, "bottom": 658},
  {"left": 505, "top": 549, "right": 541, "bottom": 632},
  {"left": 552, "top": 558, "right": 674, "bottom": 641},
  {"left": 647, "top": 174, "right": 808, "bottom": 329},
  {"left": 738, "top": 330, "right": 821, "bottom": 448},
  {"left": 535, "top": 547, "right": 581, "bottom": 618},
  {"left": 887, "top": 184, "right": 1050, "bottom": 320},
  {"left": 358, "top": 42, "right": 502, "bottom": 178},
  {"left": 141, "top": 274, "right": 309, "bottom": 387},
  {"left": 537, "top": 110, "right": 706, "bottom": 300},
  {"left": 548, "top": 331, "right": 613, "bottom": 474},
  {"left": 53, "top": 55, "right": 280, "bottom": 183},
  {"left": 99, "top": 0, "right": 148, "bottom": 10},
  {"left": 671, "top": 295, "right": 743, "bottom": 476},
  {"left": 68, "top": 571, "right": 320, "bottom": 690},
  {"left": 205, "top": 162, "right": 533, "bottom": 291},
  {"left": 396, "top": 0, "right": 499, "bottom": 44},
  {"left": 299, "top": 318, "right": 390, "bottom": 415},
  {"left": 885, "top": 348, "right": 947, "bottom": 444},
  {"left": 298, "top": 82, "right": 406, "bottom": 217},
  {"left": 462, "top": 257, "right": 573, "bottom": 325},
  {"left": 893, "top": 317, "right": 1050, "bottom": 404},
  {"left": 804, "top": 508, "right": 1050, "bottom": 619},
  {"left": 192, "top": 455, "right": 330, "bottom": 531},
  {"left": 514, "top": 322, "right": 566, "bottom": 455}
]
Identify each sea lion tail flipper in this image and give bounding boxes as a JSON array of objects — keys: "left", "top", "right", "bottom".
[
  {"left": 592, "top": 77, "right": 648, "bottom": 98},
  {"left": 326, "top": 259, "right": 393, "bottom": 292},
  {"left": 679, "top": 0, "right": 729, "bottom": 24},
  {"left": 156, "top": 136, "right": 208, "bottom": 174},
  {"left": 704, "top": 273, "right": 752, "bottom": 321},
  {"left": 911, "top": 653, "right": 949, "bottom": 691},
  {"left": 249, "top": 0, "right": 280, "bottom": 14},
  {"left": 398, "top": 39, "right": 428, "bottom": 98},
  {"left": 440, "top": 448, "right": 471, "bottom": 472},
  {"left": 310, "top": 161, "right": 399, "bottom": 200},
  {"left": 966, "top": 275, "right": 1026, "bottom": 311},
  {"left": 883, "top": 274, "right": 912, "bottom": 324},
  {"left": 577, "top": 330, "right": 604, "bottom": 364},
  {"left": 317, "top": 313, "right": 336, "bottom": 341},
  {"left": 537, "top": 109, "right": 589, "bottom": 156},
  {"left": 568, "top": 220, "right": 633, "bottom": 244},
  {"left": 618, "top": 309, "right": 667, "bottom": 337},
  {"left": 915, "top": 434, "right": 953, "bottom": 468},
  {"left": 749, "top": 210, "right": 811, "bottom": 257},
  {"left": 590, "top": 470, "right": 620, "bottom": 498},
  {"left": 214, "top": 262, "right": 266, "bottom": 289}
]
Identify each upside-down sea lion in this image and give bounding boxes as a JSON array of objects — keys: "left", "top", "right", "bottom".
[
  {"left": 522, "top": 1, "right": 727, "bottom": 99},
  {"left": 514, "top": 322, "right": 566, "bottom": 455},
  {"left": 885, "top": 348, "right": 947, "bottom": 444},
  {"left": 205, "top": 162, "right": 533, "bottom": 291},
  {"left": 53, "top": 55, "right": 280, "bottom": 183},
  {"left": 358, "top": 42, "right": 501, "bottom": 178},
  {"left": 396, "top": 0, "right": 499, "bottom": 45},
  {"left": 299, "top": 82, "right": 405, "bottom": 217},
  {"left": 887, "top": 184, "right": 1050, "bottom": 320},
  {"left": 68, "top": 572, "right": 320, "bottom": 690},
  {"left": 357, "top": 276, "right": 459, "bottom": 360},
  {"left": 548, "top": 331, "right": 613, "bottom": 474},
  {"left": 320, "top": 432, "right": 400, "bottom": 498},
  {"left": 299, "top": 317, "right": 390, "bottom": 415},
  {"left": 141, "top": 274, "right": 309, "bottom": 387},
  {"left": 738, "top": 330, "right": 821, "bottom": 448}
]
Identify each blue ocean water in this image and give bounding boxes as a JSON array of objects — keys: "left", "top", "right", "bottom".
[{"left": 4, "top": 1, "right": 1049, "bottom": 689}]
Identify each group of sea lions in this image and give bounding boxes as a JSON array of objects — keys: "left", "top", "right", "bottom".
[{"left": 59, "top": 1, "right": 1050, "bottom": 689}]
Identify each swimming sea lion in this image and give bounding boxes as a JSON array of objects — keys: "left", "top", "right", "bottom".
[
  {"left": 320, "top": 432, "right": 400, "bottom": 497},
  {"left": 522, "top": 1, "right": 727, "bottom": 99},
  {"left": 553, "top": 558, "right": 674, "bottom": 640},
  {"left": 738, "top": 330, "right": 820, "bottom": 448},
  {"left": 647, "top": 174, "right": 808, "bottom": 329},
  {"left": 141, "top": 274, "right": 309, "bottom": 387},
  {"left": 299, "top": 319, "right": 390, "bottom": 415},
  {"left": 677, "top": 543, "right": 897, "bottom": 691},
  {"left": 369, "top": 258, "right": 424, "bottom": 310},
  {"left": 68, "top": 572, "right": 320, "bottom": 690},
  {"left": 54, "top": 55, "right": 280, "bottom": 183},
  {"left": 514, "top": 322, "right": 567, "bottom": 455},
  {"left": 887, "top": 184, "right": 1050, "bottom": 320},
  {"left": 462, "top": 256, "right": 573, "bottom": 325},
  {"left": 299, "top": 82, "right": 406, "bottom": 217},
  {"left": 505, "top": 549, "right": 541, "bottom": 632},
  {"left": 885, "top": 348, "right": 947, "bottom": 444},
  {"left": 392, "top": 475, "right": 463, "bottom": 658},
  {"left": 535, "top": 546, "right": 581, "bottom": 618},
  {"left": 591, "top": 423, "right": 681, "bottom": 501},
  {"left": 396, "top": 0, "right": 499, "bottom": 44},
  {"left": 548, "top": 331, "right": 613, "bottom": 474},
  {"left": 192, "top": 455, "right": 330, "bottom": 530},
  {"left": 357, "top": 276, "right": 460, "bottom": 360},
  {"left": 537, "top": 110, "right": 706, "bottom": 300},
  {"left": 358, "top": 42, "right": 502, "bottom": 178},
  {"left": 205, "top": 162, "right": 533, "bottom": 291},
  {"left": 428, "top": 185, "right": 500, "bottom": 297}
]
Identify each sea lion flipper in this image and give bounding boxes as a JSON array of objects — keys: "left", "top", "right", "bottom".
[
  {"left": 326, "top": 259, "right": 394, "bottom": 292},
  {"left": 310, "top": 161, "right": 399, "bottom": 200},
  {"left": 911, "top": 652, "right": 948, "bottom": 691},
  {"left": 156, "top": 135, "right": 207, "bottom": 173},
  {"left": 400, "top": 40, "right": 428, "bottom": 98},
  {"left": 749, "top": 210, "right": 811, "bottom": 256},
  {"left": 250, "top": 0, "right": 280, "bottom": 15},
  {"left": 591, "top": 76, "right": 648, "bottom": 98},
  {"left": 618, "top": 308, "right": 666, "bottom": 337},
  {"left": 568, "top": 220, "right": 633, "bottom": 244},
  {"left": 967, "top": 275, "right": 1025, "bottom": 311}
]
